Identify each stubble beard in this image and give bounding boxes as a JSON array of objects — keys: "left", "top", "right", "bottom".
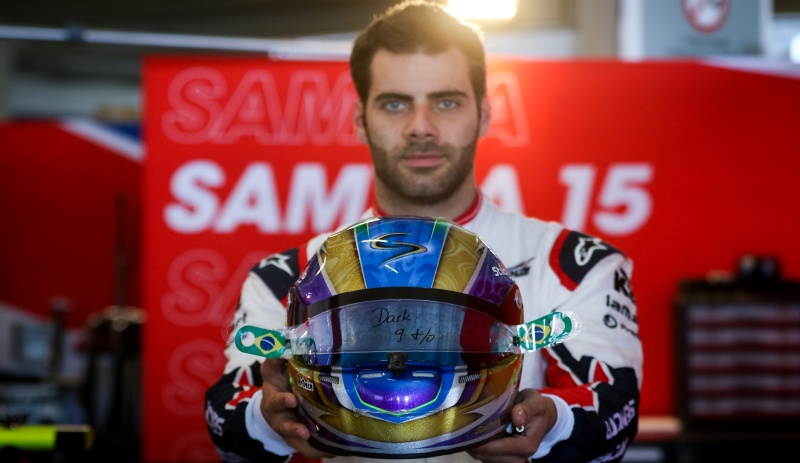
[{"left": 370, "top": 136, "right": 478, "bottom": 206}]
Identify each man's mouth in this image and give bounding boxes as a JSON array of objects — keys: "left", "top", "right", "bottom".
[
  {"left": 400, "top": 143, "right": 447, "bottom": 168},
  {"left": 402, "top": 153, "right": 445, "bottom": 168}
]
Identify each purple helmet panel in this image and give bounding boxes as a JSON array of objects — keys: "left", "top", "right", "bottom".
[
  {"left": 468, "top": 251, "right": 514, "bottom": 305},
  {"left": 295, "top": 255, "right": 333, "bottom": 307}
]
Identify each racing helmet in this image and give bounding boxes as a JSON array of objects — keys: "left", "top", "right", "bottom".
[{"left": 285, "top": 216, "right": 524, "bottom": 458}]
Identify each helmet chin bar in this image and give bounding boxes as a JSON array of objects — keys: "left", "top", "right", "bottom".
[
  {"left": 289, "top": 355, "right": 521, "bottom": 458},
  {"left": 328, "top": 361, "right": 467, "bottom": 423}
]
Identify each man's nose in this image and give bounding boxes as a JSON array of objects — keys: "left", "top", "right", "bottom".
[{"left": 404, "top": 106, "right": 438, "bottom": 141}]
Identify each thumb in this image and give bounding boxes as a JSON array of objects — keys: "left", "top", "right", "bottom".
[{"left": 510, "top": 389, "right": 537, "bottom": 427}]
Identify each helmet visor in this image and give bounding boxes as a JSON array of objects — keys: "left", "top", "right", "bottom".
[{"left": 287, "top": 298, "right": 521, "bottom": 367}]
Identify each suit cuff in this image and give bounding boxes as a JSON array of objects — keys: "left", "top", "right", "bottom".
[{"left": 532, "top": 393, "right": 574, "bottom": 459}]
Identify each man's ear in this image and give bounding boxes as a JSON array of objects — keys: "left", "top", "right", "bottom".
[
  {"left": 354, "top": 100, "right": 368, "bottom": 144},
  {"left": 478, "top": 96, "right": 491, "bottom": 138}
]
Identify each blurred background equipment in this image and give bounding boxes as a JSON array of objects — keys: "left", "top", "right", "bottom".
[
  {"left": 672, "top": 254, "right": 800, "bottom": 462},
  {"left": 0, "top": 297, "right": 95, "bottom": 463},
  {"left": 82, "top": 306, "right": 145, "bottom": 463},
  {"left": 0, "top": 425, "right": 94, "bottom": 463}
]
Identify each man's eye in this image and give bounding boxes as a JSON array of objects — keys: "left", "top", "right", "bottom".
[
  {"left": 383, "top": 101, "right": 406, "bottom": 111},
  {"left": 438, "top": 99, "right": 459, "bottom": 110}
]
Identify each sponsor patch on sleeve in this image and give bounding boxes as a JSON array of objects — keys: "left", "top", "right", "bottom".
[
  {"left": 614, "top": 267, "right": 636, "bottom": 303},
  {"left": 250, "top": 248, "right": 300, "bottom": 300},
  {"left": 549, "top": 229, "right": 621, "bottom": 291}
]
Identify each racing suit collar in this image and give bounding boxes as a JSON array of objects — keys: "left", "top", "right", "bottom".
[{"left": 368, "top": 190, "right": 483, "bottom": 226}]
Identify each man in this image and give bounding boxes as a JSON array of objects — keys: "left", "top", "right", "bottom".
[{"left": 205, "top": 2, "right": 642, "bottom": 463}]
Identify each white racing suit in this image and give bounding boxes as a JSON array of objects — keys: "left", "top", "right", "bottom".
[{"left": 205, "top": 192, "right": 643, "bottom": 463}]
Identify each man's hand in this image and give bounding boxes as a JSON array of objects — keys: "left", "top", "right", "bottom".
[
  {"left": 260, "top": 358, "right": 335, "bottom": 459},
  {"left": 467, "top": 389, "right": 558, "bottom": 463}
]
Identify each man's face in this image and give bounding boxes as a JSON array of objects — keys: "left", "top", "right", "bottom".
[{"left": 354, "top": 48, "right": 491, "bottom": 205}]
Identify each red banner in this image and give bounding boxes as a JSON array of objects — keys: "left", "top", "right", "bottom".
[{"left": 143, "top": 57, "right": 800, "bottom": 462}]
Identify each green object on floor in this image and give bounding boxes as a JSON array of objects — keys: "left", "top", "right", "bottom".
[{"left": 0, "top": 425, "right": 93, "bottom": 451}]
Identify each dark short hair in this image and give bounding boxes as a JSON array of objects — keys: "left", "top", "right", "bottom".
[{"left": 350, "top": 0, "right": 486, "bottom": 104}]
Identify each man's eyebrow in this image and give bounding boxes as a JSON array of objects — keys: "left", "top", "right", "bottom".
[
  {"left": 372, "top": 90, "right": 469, "bottom": 102},
  {"left": 373, "top": 92, "right": 413, "bottom": 102},
  {"left": 429, "top": 90, "right": 469, "bottom": 100}
]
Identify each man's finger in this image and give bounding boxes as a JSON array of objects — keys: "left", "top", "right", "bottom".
[
  {"left": 469, "top": 433, "right": 534, "bottom": 455},
  {"left": 275, "top": 418, "right": 309, "bottom": 440},
  {"left": 262, "top": 391, "right": 298, "bottom": 415},
  {"left": 261, "top": 358, "right": 290, "bottom": 390},
  {"left": 509, "top": 388, "right": 539, "bottom": 427},
  {"left": 468, "top": 434, "right": 533, "bottom": 463}
]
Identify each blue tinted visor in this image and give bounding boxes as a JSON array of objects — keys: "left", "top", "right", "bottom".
[{"left": 286, "top": 298, "right": 521, "bottom": 367}]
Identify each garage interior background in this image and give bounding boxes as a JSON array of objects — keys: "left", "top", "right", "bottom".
[{"left": 1, "top": 1, "right": 800, "bottom": 462}]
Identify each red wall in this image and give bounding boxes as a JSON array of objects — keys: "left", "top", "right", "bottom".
[{"left": 0, "top": 121, "right": 141, "bottom": 327}]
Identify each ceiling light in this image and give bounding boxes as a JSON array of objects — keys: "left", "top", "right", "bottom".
[
  {"left": 446, "top": 0, "right": 517, "bottom": 21},
  {"left": 791, "top": 33, "right": 800, "bottom": 64}
]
